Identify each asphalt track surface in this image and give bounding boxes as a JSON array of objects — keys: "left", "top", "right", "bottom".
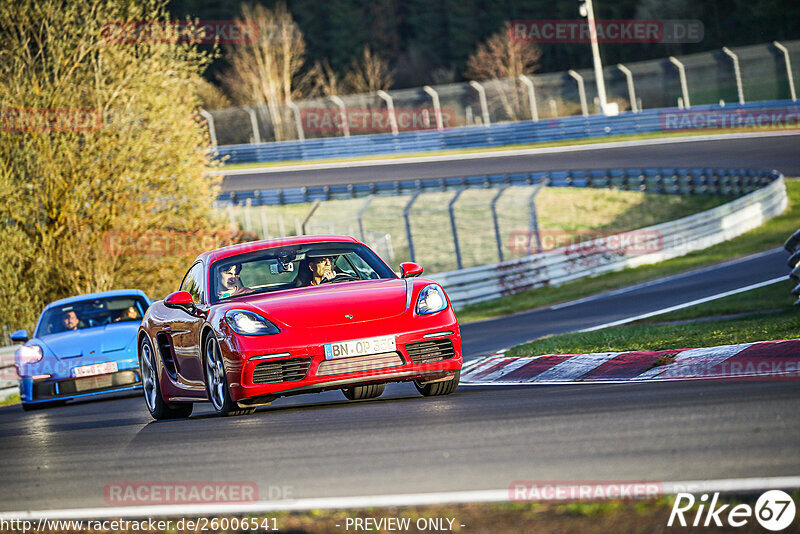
[{"left": 221, "top": 132, "right": 800, "bottom": 192}]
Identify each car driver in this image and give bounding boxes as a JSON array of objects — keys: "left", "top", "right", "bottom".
[{"left": 308, "top": 256, "right": 336, "bottom": 285}]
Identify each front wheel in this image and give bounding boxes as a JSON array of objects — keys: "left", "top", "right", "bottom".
[
  {"left": 140, "top": 336, "right": 193, "bottom": 420},
  {"left": 342, "top": 383, "right": 385, "bottom": 400},
  {"left": 204, "top": 334, "right": 254, "bottom": 417},
  {"left": 414, "top": 370, "right": 460, "bottom": 397}
]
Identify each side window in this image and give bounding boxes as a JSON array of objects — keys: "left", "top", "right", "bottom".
[{"left": 179, "top": 262, "right": 205, "bottom": 304}]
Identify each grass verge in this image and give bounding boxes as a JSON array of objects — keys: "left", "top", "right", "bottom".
[
  {"left": 507, "top": 279, "right": 798, "bottom": 358},
  {"left": 0, "top": 393, "right": 20, "bottom": 406},
  {"left": 456, "top": 178, "right": 799, "bottom": 324}
]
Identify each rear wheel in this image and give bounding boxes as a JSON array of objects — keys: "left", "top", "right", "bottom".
[
  {"left": 140, "top": 336, "right": 193, "bottom": 420},
  {"left": 414, "top": 370, "right": 460, "bottom": 397},
  {"left": 204, "top": 334, "right": 255, "bottom": 417},
  {"left": 342, "top": 383, "right": 385, "bottom": 400}
]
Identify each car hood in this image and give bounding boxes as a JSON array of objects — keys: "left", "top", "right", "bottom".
[
  {"left": 38, "top": 322, "right": 139, "bottom": 359},
  {"left": 235, "top": 279, "right": 410, "bottom": 327}
]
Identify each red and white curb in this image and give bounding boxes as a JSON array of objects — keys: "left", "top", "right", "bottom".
[{"left": 461, "top": 339, "right": 800, "bottom": 384}]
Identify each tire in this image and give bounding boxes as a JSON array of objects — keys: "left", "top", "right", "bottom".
[
  {"left": 204, "top": 333, "right": 255, "bottom": 417},
  {"left": 139, "top": 336, "right": 193, "bottom": 420},
  {"left": 341, "top": 383, "right": 385, "bottom": 401},
  {"left": 414, "top": 370, "right": 460, "bottom": 397}
]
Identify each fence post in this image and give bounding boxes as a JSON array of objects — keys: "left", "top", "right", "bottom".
[
  {"left": 774, "top": 41, "right": 797, "bottom": 102},
  {"left": 242, "top": 106, "right": 261, "bottom": 144},
  {"left": 490, "top": 187, "right": 507, "bottom": 262},
  {"left": 376, "top": 90, "right": 399, "bottom": 135},
  {"left": 403, "top": 192, "right": 422, "bottom": 262},
  {"left": 527, "top": 180, "right": 547, "bottom": 254},
  {"left": 423, "top": 86, "right": 444, "bottom": 130},
  {"left": 469, "top": 81, "right": 491, "bottom": 126},
  {"left": 356, "top": 196, "right": 373, "bottom": 241},
  {"left": 448, "top": 189, "right": 466, "bottom": 270},
  {"left": 568, "top": 70, "right": 588, "bottom": 117},
  {"left": 617, "top": 64, "right": 639, "bottom": 113},
  {"left": 721, "top": 47, "right": 745, "bottom": 105},
  {"left": 330, "top": 95, "right": 350, "bottom": 137},
  {"left": 518, "top": 75, "right": 539, "bottom": 122},
  {"left": 300, "top": 200, "right": 321, "bottom": 234},
  {"left": 199, "top": 109, "right": 217, "bottom": 146},
  {"left": 286, "top": 101, "right": 305, "bottom": 141},
  {"left": 669, "top": 57, "right": 691, "bottom": 109},
  {"left": 244, "top": 198, "right": 253, "bottom": 232}
]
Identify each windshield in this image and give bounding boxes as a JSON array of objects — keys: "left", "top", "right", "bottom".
[
  {"left": 36, "top": 295, "right": 148, "bottom": 336},
  {"left": 211, "top": 242, "right": 397, "bottom": 303}
]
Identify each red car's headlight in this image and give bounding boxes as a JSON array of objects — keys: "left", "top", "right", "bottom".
[
  {"left": 416, "top": 284, "right": 448, "bottom": 315},
  {"left": 225, "top": 310, "right": 280, "bottom": 336}
]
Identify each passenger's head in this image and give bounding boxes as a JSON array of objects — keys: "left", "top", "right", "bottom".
[{"left": 219, "top": 263, "right": 242, "bottom": 293}]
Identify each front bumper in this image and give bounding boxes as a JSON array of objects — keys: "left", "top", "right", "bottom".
[{"left": 20, "top": 369, "right": 142, "bottom": 404}]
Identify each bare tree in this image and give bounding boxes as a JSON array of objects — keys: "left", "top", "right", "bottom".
[
  {"left": 343, "top": 46, "right": 393, "bottom": 94},
  {"left": 222, "top": 3, "right": 306, "bottom": 141},
  {"left": 302, "top": 59, "right": 341, "bottom": 98},
  {"left": 465, "top": 22, "right": 542, "bottom": 121}
]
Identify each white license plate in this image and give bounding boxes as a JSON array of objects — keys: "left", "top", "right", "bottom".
[
  {"left": 73, "top": 361, "right": 118, "bottom": 378},
  {"left": 324, "top": 335, "right": 396, "bottom": 360}
]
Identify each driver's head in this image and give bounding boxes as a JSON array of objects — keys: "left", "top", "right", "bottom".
[
  {"left": 219, "top": 263, "right": 242, "bottom": 292},
  {"left": 62, "top": 310, "right": 79, "bottom": 330},
  {"left": 308, "top": 256, "right": 333, "bottom": 278}
]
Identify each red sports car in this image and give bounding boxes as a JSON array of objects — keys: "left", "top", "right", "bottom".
[{"left": 137, "top": 235, "right": 462, "bottom": 418}]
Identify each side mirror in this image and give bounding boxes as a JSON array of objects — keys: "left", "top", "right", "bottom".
[
  {"left": 10, "top": 329, "right": 28, "bottom": 343},
  {"left": 164, "top": 291, "right": 195, "bottom": 313},
  {"left": 400, "top": 262, "right": 423, "bottom": 278}
]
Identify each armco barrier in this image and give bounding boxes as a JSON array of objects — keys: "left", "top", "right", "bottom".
[
  {"left": 219, "top": 167, "right": 778, "bottom": 206},
  {"left": 213, "top": 100, "right": 800, "bottom": 165},
  {"left": 785, "top": 228, "right": 800, "bottom": 305},
  {"left": 0, "top": 345, "right": 18, "bottom": 401},
  {"left": 430, "top": 175, "right": 787, "bottom": 309}
]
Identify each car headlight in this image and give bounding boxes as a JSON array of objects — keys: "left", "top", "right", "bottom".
[
  {"left": 416, "top": 284, "right": 448, "bottom": 315},
  {"left": 225, "top": 310, "right": 280, "bottom": 336},
  {"left": 16, "top": 344, "right": 43, "bottom": 364}
]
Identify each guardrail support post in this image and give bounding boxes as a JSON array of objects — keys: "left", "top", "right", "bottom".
[
  {"left": 774, "top": 41, "right": 797, "bottom": 102},
  {"left": 721, "top": 47, "right": 745, "bottom": 105},
  {"left": 568, "top": 70, "right": 588, "bottom": 117},
  {"left": 242, "top": 106, "right": 261, "bottom": 144},
  {"left": 329, "top": 95, "right": 350, "bottom": 137},
  {"left": 356, "top": 196, "right": 373, "bottom": 241},
  {"left": 403, "top": 192, "right": 422, "bottom": 262},
  {"left": 469, "top": 81, "right": 491, "bottom": 126},
  {"left": 518, "top": 75, "right": 539, "bottom": 122},
  {"left": 617, "top": 64, "right": 638, "bottom": 113},
  {"left": 377, "top": 90, "right": 399, "bottom": 135},
  {"left": 669, "top": 57, "right": 691, "bottom": 109},
  {"left": 490, "top": 187, "right": 507, "bottom": 262},
  {"left": 527, "top": 180, "right": 546, "bottom": 254},
  {"left": 423, "top": 86, "right": 444, "bottom": 130},
  {"left": 300, "top": 200, "right": 321, "bottom": 234},
  {"left": 199, "top": 109, "right": 217, "bottom": 146},
  {"left": 448, "top": 189, "right": 466, "bottom": 270},
  {"left": 286, "top": 101, "right": 305, "bottom": 141}
]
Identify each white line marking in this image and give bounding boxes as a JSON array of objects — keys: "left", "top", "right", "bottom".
[
  {"left": 478, "top": 357, "right": 533, "bottom": 382},
  {"left": 216, "top": 130, "right": 800, "bottom": 176},
  {"left": 532, "top": 352, "right": 622, "bottom": 382},
  {"left": 578, "top": 276, "right": 788, "bottom": 332},
  {"left": 4, "top": 476, "right": 800, "bottom": 519}
]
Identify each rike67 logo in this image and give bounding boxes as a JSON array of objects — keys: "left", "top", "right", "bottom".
[{"left": 668, "top": 490, "right": 796, "bottom": 531}]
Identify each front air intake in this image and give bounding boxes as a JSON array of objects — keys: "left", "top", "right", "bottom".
[
  {"left": 252, "top": 357, "right": 311, "bottom": 384},
  {"left": 405, "top": 339, "right": 456, "bottom": 365}
]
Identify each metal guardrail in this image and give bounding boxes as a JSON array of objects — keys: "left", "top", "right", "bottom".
[
  {"left": 0, "top": 345, "right": 18, "bottom": 397},
  {"left": 784, "top": 228, "right": 800, "bottom": 305},
  {"left": 220, "top": 167, "right": 778, "bottom": 206},
  {"left": 431, "top": 175, "right": 787, "bottom": 309},
  {"left": 213, "top": 100, "right": 800, "bottom": 165}
]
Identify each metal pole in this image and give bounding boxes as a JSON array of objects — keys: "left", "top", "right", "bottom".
[
  {"left": 242, "top": 106, "right": 261, "bottom": 144},
  {"left": 518, "top": 75, "right": 539, "bottom": 121},
  {"left": 259, "top": 207, "right": 269, "bottom": 239},
  {"left": 376, "top": 90, "right": 399, "bottom": 135},
  {"left": 448, "top": 189, "right": 466, "bottom": 270},
  {"left": 403, "top": 192, "right": 422, "bottom": 262},
  {"left": 721, "top": 47, "right": 745, "bottom": 105},
  {"left": 469, "top": 81, "right": 491, "bottom": 126},
  {"left": 669, "top": 57, "right": 691, "bottom": 109},
  {"left": 329, "top": 95, "right": 350, "bottom": 137},
  {"left": 582, "top": 0, "right": 609, "bottom": 114},
  {"left": 774, "top": 41, "right": 797, "bottom": 102},
  {"left": 422, "top": 86, "right": 444, "bottom": 130},
  {"left": 526, "top": 180, "right": 547, "bottom": 254},
  {"left": 199, "top": 109, "right": 217, "bottom": 146},
  {"left": 490, "top": 187, "right": 507, "bottom": 262},
  {"left": 356, "top": 196, "right": 373, "bottom": 241},
  {"left": 300, "top": 200, "right": 320, "bottom": 234},
  {"left": 286, "top": 101, "right": 305, "bottom": 141},
  {"left": 617, "top": 64, "right": 638, "bottom": 113},
  {"left": 568, "top": 70, "right": 588, "bottom": 117}
]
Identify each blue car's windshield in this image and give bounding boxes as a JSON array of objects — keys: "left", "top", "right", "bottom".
[{"left": 36, "top": 296, "right": 148, "bottom": 336}]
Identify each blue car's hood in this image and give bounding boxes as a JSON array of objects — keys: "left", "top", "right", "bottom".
[{"left": 38, "top": 323, "right": 139, "bottom": 359}]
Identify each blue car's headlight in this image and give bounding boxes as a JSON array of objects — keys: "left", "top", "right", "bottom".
[
  {"left": 15, "top": 344, "right": 43, "bottom": 364},
  {"left": 225, "top": 310, "right": 280, "bottom": 336},
  {"left": 416, "top": 284, "right": 448, "bottom": 315}
]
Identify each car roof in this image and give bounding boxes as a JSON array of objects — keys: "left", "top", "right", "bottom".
[
  {"left": 43, "top": 289, "right": 149, "bottom": 310},
  {"left": 197, "top": 235, "right": 361, "bottom": 266}
]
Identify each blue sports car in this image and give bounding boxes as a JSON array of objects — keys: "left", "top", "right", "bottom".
[{"left": 11, "top": 290, "right": 150, "bottom": 410}]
